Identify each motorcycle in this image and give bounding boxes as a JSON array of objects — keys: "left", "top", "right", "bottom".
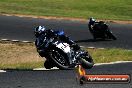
[
  {"left": 88, "top": 20, "right": 117, "bottom": 40},
  {"left": 37, "top": 30, "right": 94, "bottom": 70}
]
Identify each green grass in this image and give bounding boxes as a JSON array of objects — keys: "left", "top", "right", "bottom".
[
  {"left": 0, "top": 41, "right": 132, "bottom": 70},
  {"left": 87, "top": 48, "right": 132, "bottom": 63},
  {"left": 0, "top": 0, "right": 132, "bottom": 20},
  {"left": 0, "top": 62, "right": 44, "bottom": 70}
]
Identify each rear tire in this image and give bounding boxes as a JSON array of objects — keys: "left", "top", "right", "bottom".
[
  {"left": 49, "top": 48, "right": 74, "bottom": 70},
  {"left": 44, "top": 60, "right": 53, "bottom": 69}
]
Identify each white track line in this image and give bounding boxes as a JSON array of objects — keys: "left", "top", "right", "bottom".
[
  {"left": 0, "top": 39, "right": 34, "bottom": 43},
  {"left": 21, "top": 41, "right": 32, "bottom": 43},
  {"left": 95, "top": 61, "right": 132, "bottom": 66},
  {"left": 1, "top": 39, "right": 10, "bottom": 41},
  {"left": 11, "top": 40, "right": 19, "bottom": 42},
  {"left": 33, "top": 67, "right": 59, "bottom": 71},
  {"left": 80, "top": 46, "right": 105, "bottom": 49},
  {"left": 0, "top": 70, "right": 6, "bottom": 73}
]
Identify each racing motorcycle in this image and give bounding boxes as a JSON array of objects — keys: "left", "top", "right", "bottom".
[
  {"left": 88, "top": 19, "right": 117, "bottom": 40},
  {"left": 38, "top": 30, "right": 94, "bottom": 70}
]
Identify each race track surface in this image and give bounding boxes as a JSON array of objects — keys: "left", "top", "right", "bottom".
[
  {"left": 0, "top": 62, "right": 132, "bottom": 88},
  {"left": 0, "top": 15, "right": 132, "bottom": 49}
]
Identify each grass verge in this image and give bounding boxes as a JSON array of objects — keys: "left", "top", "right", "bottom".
[
  {"left": 0, "top": 41, "right": 44, "bottom": 70},
  {"left": 0, "top": 41, "right": 132, "bottom": 70},
  {"left": 0, "top": 0, "right": 132, "bottom": 20},
  {"left": 87, "top": 48, "right": 132, "bottom": 63}
]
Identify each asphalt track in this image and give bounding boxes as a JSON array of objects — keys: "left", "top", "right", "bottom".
[
  {"left": 0, "top": 62, "right": 132, "bottom": 88},
  {"left": 0, "top": 15, "right": 132, "bottom": 88},
  {"left": 0, "top": 15, "right": 132, "bottom": 49}
]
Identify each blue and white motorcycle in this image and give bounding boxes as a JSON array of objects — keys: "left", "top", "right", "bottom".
[{"left": 37, "top": 30, "right": 94, "bottom": 70}]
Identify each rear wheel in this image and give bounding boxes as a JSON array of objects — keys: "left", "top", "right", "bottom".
[
  {"left": 49, "top": 49, "right": 74, "bottom": 70},
  {"left": 44, "top": 60, "right": 54, "bottom": 69}
]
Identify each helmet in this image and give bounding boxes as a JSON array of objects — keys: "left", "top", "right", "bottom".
[
  {"left": 89, "top": 17, "right": 96, "bottom": 25},
  {"left": 34, "top": 26, "right": 46, "bottom": 37}
]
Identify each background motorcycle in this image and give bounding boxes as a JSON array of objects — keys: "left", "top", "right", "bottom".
[
  {"left": 88, "top": 21, "right": 117, "bottom": 40},
  {"left": 37, "top": 30, "right": 94, "bottom": 70}
]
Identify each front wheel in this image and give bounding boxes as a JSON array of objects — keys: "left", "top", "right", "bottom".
[
  {"left": 110, "top": 33, "right": 117, "bottom": 40},
  {"left": 80, "top": 55, "right": 94, "bottom": 69},
  {"left": 106, "top": 29, "right": 117, "bottom": 40}
]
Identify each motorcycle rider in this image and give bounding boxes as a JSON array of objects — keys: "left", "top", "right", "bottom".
[
  {"left": 34, "top": 26, "right": 80, "bottom": 68},
  {"left": 34, "top": 25, "right": 80, "bottom": 58},
  {"left": 88, "top": 17, "right": 96, "bottom": 33},
  {"left": 88, "top": 17, "right": 108, "bottom": 35}
]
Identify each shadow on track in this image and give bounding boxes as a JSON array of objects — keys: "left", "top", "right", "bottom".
[{"left": 75, "top": 39, "right": 112, "bottom": 43}]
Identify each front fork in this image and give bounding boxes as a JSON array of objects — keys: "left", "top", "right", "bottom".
[
  {"left": 68, "top": 50, "right": 89, "bottom": 67},
  {"left": 66, "top": 51, "right": 77, "bottom": 67}
]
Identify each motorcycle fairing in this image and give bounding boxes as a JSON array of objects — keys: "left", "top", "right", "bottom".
[
  {"left": 54, "top": 41, "right": 71, "bottom": 53},
  {"left": 55, "top": 30, "right": 64, "bottom": 36}
]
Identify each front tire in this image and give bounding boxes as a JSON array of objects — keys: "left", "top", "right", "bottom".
[
  {"left": 106, "top": 29, "right": 117, "bottom": 40},
  {"left": 80, "top": 55, "right": 94, "bottom": 69},
  {"left": 110, "top": 33, "right": 117, "bottom": 40}
]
